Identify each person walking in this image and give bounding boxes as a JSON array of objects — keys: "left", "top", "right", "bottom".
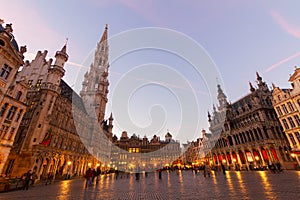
[{"left": 85, "top": 168, "right": 93, "bottom": 188}]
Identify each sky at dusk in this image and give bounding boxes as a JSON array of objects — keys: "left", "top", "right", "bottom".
[{"left": 1, "top": 0, "right": 300, "bottom": 143}]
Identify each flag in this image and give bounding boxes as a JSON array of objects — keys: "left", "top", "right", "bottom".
[{"left": 41, "top": 128, "right": 53, "bottom": 146}]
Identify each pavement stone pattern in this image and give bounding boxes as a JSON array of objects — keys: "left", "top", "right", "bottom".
[{"left": 0, "top": 170, "right": 300, "bottom": 200}]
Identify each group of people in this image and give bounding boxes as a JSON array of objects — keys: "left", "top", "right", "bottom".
[{"left": 84, "top": 166, "right": 101, "bottom": 188}]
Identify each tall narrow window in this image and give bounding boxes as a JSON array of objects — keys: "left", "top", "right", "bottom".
[
  {"left": 294, "top": 115, "right": 300, "bottom": 126},
  {"left": 276, "top": 107, "right": 283, "bottom": 116},
  {"left": 0, "top": 103, "right": 8, "bottom": 117},
  {"left": 288, "top": 117, "right": 296, "bottom": 128},
  {"left": 15, "top": 109, "right": 23, "bottom": 122},
  {"left": 287, "top": 102, "right": 295, "bottom": 112},
  {"left": 0, "top": 64, "right": 12, "bottom": 79},
  {"left": 282, "top": 104, "right": 289, "bottom": 114},
  {"left": 282, "top": 119, "right": 289, "bottom": 130},
  {"left": 288, "top": 134, "right": 297, "bottom": 146},
  {"left": 294, "top": 132, "right": 300, "bottom": 143},
  {"left": 8, "top": 127, "right": 15, "bottom": 140},
  {"left": 6, "top": 106, "right": 17, "bottom": 120}
]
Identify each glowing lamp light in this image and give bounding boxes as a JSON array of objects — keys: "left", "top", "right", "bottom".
[
  {"left": 88, "top": 163, "right": 92, "bottom": 167},
  {"left": 232, "top": 158, "right": 237, "bottom": 163},
  {"left": 255, "top": 156, "right": 260, "bottom": 161},
  {"left": 67, "top": 161, "right": 72, "bottom": 166},
  {"left": 96, "top": 163, "right": 100, "bottom": 167},
  {"left": 291, "top": 153, "right": 296, "bottom": 158},
  {"left": 222, "top": 159, "right": 226, "bottom": 164}
]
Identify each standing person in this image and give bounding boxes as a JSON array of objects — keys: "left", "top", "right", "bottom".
[
  {"left": 221, "top": 163, "right": 226, "bottom": 175},
  {"left": 85, "top": 168, "right": 93, "bottom": 188},
  {"left": 96, "top": 166, "right": 101, "bottom": 183},
  {"left": 23, "top": 170, "right": 32, "bottom": 190},
  {"left": 158, "top": 168, "right": 162, "bottom": 179},
  {"left": 91, "top": 168, "right": 96, "bottom": 184},
  {"left": 115, "top": 169, "right": 119, "bottom": 180}
]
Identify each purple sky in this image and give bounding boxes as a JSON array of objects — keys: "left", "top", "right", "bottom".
[{"left": 2, "top": 0, "right": 300, "bottom": 142}]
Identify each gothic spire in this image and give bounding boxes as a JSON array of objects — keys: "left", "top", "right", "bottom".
[
  {"left": 217, "top": 84, "right": 228, "bottom": 110},
  {"left": 100, "top": 24, "right": 108, "bottom": 43},
  {"left": 256, "top": 71, "right": 262, "bottom": 82}
]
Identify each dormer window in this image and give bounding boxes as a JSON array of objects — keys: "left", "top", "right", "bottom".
[{"left": 278, "top": 95, "right": 281, "bottom": 101}]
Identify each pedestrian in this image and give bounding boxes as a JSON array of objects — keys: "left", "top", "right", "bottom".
[
  {"left": 221, "top": 163, "right": 226, "bottom": 175},
  {"left": 115, "top": 169, "right": 119, "bottom": 180},
  {"left": 85, "top": 168, "right": 93, "bottom": 188},
  {"left": 204, "top": 163, "right": 211, "bottom": 178},
  {"left": 91, "top": 168, "right": 96, "bottom": 183},
  {"left": 23, "top": 170, "right": 32, "bottom": 190},
  {"left": 276, "top": 162, "right": 282, "bottom": 173},
  {"left": 158, "top": 168, "right": 162, "bottom": 179},
  {"left": 96, "top": 166, "right": 101, "bottom": 183}
]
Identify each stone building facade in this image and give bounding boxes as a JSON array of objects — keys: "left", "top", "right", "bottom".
[
  {"left": 110, "top": 131, "right": 181, "bottom": 172},
  {"left": 206, "top": 73, "right": 294, "bottom": 170},
  {"left": 0, "top": 22, "right": 28, "bottom": 174},
  {"left": 3, "top": 25, "right": 113, "bottom": 179},
  {"left": 272, "top": 66, "right": 300, "bottom": 167}
]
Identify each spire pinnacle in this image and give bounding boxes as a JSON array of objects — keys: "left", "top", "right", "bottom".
[
  {"left": 272, "top": 82, "right": 276, "bottom": 89},
  {"left": 249, "top": 81, "right": 255, "bottom": 92},
  {"left": 256, "top": 71, "right": 262, "bottom": 81},
  {"left": 100, "top": 24, "right": 108, "bottom": 43}
]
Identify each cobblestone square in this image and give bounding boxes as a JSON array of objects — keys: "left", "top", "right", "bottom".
[{"left": 1, "top": 170, "right": 299, "bottom": 200}]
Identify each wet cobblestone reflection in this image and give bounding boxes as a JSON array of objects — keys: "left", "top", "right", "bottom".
[{"left": 0, "top": 171, "right": 300, "bottom": 200}]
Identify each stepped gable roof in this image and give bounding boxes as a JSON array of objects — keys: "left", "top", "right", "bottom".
[{"left": 59, "top": 79, "right": 87, "bottom": 113}]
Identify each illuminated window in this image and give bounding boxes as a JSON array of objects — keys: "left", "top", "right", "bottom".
[
  {"left": 287, "top": 102, "right": 295, "bottom": 112},
  {"left": 276, "top": 107, "right": 283, "bottom": 116},
  {"left": 288, "top": 134, "right": 297, "bottom": 146},
  {"left": 36, "top": 79, "right": 42, "bottom": 89},
  {"left": 288, "top": 117, "right": 296, "bottom": 128},
  {"left": 27, "top": 80, "right": 33, "bottom": 88},
  {"left": 30, "top": 101, "right": 35, "bottom": 109},
  {"left": 282, "top": 104, "right": 289, "bottom": 114},
  {"left": 294, "top": 115, "right": 300, "bottom": 126}
]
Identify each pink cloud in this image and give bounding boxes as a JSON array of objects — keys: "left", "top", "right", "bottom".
[
  {"left": 265, "top": 50, "right": 300, "bottom": 73},
  {"left": 271, "top": 10, "right": 300, "bottom": 39},
  {"left": 1, "top": 1, "right": 66, "bottom": 60}
]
